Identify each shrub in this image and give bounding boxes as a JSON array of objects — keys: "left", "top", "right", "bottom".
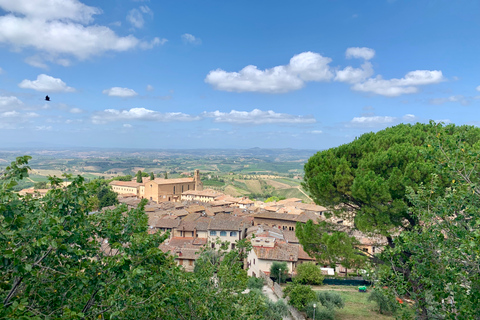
[
  {"left": 283, "top": 283, "right": 316, "bottom": 311},
  {"left": 295, "top": 262, "right": 324, "bottom": 285},
  {"left": 247, "top": 276, "right": 264, "bottom": 290},
  {"left": 368, "top": 289, "right": 398, "bottom": 315},
  {"left": 264, "top": 299, "right": 288, "bottom": 320},
  {"left": 305, "top": 302, "right": 335, "bottom": 320},
  {"left": 316, "top": 291, "right": 345, "bottom": 310},
  {"left": 270, "top": 261, "right": 288, "bottom": 284}
]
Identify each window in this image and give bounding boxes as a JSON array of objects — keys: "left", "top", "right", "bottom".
[
  {"left": 220, "top": 231, "right": 227, "bottom": 236},
  {"left": 211, "top": 243, "right": 215, "bottom": 249},
  {"left": 231, "top": 243, "right": 235, "bottom": 250},
  {"left": 189, "top": 260, "right": 193, "bottom": 266},
  {"left": 230, "top": 231, "right": 237, "bottom": 237},
  {"left": 362, "top": 248, "right": 369, "bottom": 252},
  {"left": 182, "top": 185, "right": 184, "bottom": 192},
  {"left": 253, "top": 259, "right": 255, "bottom": 265},
  {"left": 173, "top": 186, "right": 176, "bottom": 194},
  {"left": 210, "top": 231, "right": 217, "bottom": 236}
]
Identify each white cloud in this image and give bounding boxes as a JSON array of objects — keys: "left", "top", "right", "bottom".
[
  {"left": 35, "top": 125, "right": 53, "bottom": 131},
  {"left": 434, "top": 119, "right": 451, "bottom": 124},
  {"left": 309, "top": 130, "right": 323, "bottom": 134},
  {"left": 345, "top": 47, "right": 375, "bottom": 60},
  {"left": 202, "top": 109, "right": 316, "bottom": 125},
  {"left": 348, "top": 115, "right": 396, "bottom": 127},
  {"left": 351, "top": 70, "right": 444, "bottom": 97},
  {"left": 123, "top": 123, "right": 132, "bottom": 128},
  {"left": 0, "top": 0, "right": 163, "bottom": 65},
  {"left": 127, "top": 5, "right": 152, "bottom": 29},
  {"left": 70, "top": 107, "right": 83, "bottom": 113},
  {"left": 0, "top": 110, "right": 39, "bottom": 128},
  {"left": 0, "top": 67, "right": 3, "bottom": 74},
  {"left": 0, "top": 0, "right": 101, "bottom": 23},
  {"left": 335, "top": 62, "right": 374, "bottom": 84},
  {"left": 205, "top": 51, "right": 333, "bottom": 93},
  {"left": 102, "top": 87, "right": 138, "bottom": 97},
  {"left": 146, "top": 84, "right": 154, "bottom": 91},
  {"left": 127, "top": 8, "right": 144, "bottom": 28},
  {"left": 476, "top": 85, "right": 480, "bottom": 92},
  {"left": 0, "top": 96, "right": 23, "bottom": 110},
  {"left": 347, "top": 113, "right": 417, "bottom": 127},
  {"left": 181, "top": 33, "right": 202, "bottom": 45},
  {"left": 92, "top": 108, "right": 200, "bottom": 124},
  {"left": 18, "top": 74, "right": 75, "bottom": 92},
  {"left": 429, "top": 95, "right": 470, "bottom": 106},
  {"left": 402, "top": 114, "right": 417, "bottom": 122}
]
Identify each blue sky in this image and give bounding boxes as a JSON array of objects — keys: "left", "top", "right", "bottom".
[{"left": 0, "top": 0, "right": 479, "bottom": 149}]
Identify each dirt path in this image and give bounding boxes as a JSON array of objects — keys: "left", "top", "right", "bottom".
[{"left": 295, "top": 186, "right": 313, "bottom": 202}]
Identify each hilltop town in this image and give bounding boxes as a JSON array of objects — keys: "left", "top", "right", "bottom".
[{"left": 102, "top": 171, "right": 385, "bottom": 277}]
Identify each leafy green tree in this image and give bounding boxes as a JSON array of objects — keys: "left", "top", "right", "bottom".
[
  {"left": 136, "top": 170, "right": 143, "bottom": 183},
  {"left": 303, "top": 122, "right": 480, "bottom": 239},
  {"left": 164, "top": 172, "right": 168, "bottom": 179},
  {"left": 295, "top": 262, "right": 324, "bottom": 285},
  {"left": 33, "top": 181, "right": 48, "bottom": 189},
  {"left": 296, "top": 221, "right": 366, "bottom": 272},
  {"left": 149, "top": 172, "right": 155, "bottom": 180},
  {"left": 113, "top": 175, "right": 132, "bottom": 181},
  {"left": 0, "top": 157, "right": 269, "bottom": 320},
  {"left": 283, "top": 283, "right": 316, "bottom": 311},
  {"left": 270, "top": 261, "right": 288, "bottom": 284},
  {"left": 367, "top": 289, "right": 398, "bottom": 315},
  {"left": 247, "top": 277, "right": 264, "bottom": 290},
  {"left": 368, "top": 124, "right": 480, "bottom": 319}
]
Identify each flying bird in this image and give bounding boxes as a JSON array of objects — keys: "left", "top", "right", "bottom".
[{"left": 45, "top": 95, "right": 50, "bottom": 101}]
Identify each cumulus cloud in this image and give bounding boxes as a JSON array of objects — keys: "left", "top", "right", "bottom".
[
  {"left": 35, "top": 125, "right": 53, "bottom": 131},
  {"left": 70, "top": 107, "right": 83, "bottom": 113},
  {"left": 476, "top": 85, "right": 480, "bottom": 92},
  {"left": 0, "top": 110, "right": 39, "bottom": 129},
  {"left": 127, "top": 5, "right": 152, "bottom": 29},
  {"left": 202, "top": 109, "right": 316, "bottom": 125},
  {"left": 0, "top": 0, "right": 163, "bottom": 65},
  {"left": 335, "top": 62, "right": 374, "bottom": 84},
  {"left": 429, "top": 95, "right": 470, "bottom": 106},
  {"left": 309, "top": 130, "right": 323, "bottom": 134},
  {"left": 347, "top": 113, "right": 417, "bottom": 128},
  {"left": 91, "top": 108, "right": 200, "bottom": 124},
  {"left": 0, "top": 96, "right": 24, "bottom": 110},
  {"left": 345, "top": 47, "right": 376, "bottom": 60},
  {"left": 19, "top": 74, "right": 75, "bottom": 92},
  {"left": 348, "top": 115, "right": 396, "bottom": 127},
  {"left": 182, "top": 33, "right": 202, "bottom": 45},
  {"left": 146, "top": 84, "right": 154, "bottom": 91},
  {"left": 102, "top": 87, "right": 138, "bottom": 97},
  {"left": 123, "top": 123, "right": 132, "bottom": 128},
  {"left": 205, "top": 51, "right": 333, "bottom": 93},
  {"left": 351, "top": 70, "right": 444, "bottom": 97}
]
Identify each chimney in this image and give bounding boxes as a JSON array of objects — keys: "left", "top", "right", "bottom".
[{"left": 194, "top": 169, "right": 203, "bottom": 191}]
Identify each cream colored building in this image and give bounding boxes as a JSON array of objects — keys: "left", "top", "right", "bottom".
[{"left": 110, "top": 169, "right": 203, "bottom": 203}]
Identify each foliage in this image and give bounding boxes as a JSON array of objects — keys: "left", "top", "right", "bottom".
[
  {"left": 265, "top": 196, "right": 285, "bottom": 203},
  {"left": 367, "top": 289, "right": 398, "bottom": 315},
  {"left": 283, "top": 283, "right": 316, "bottom": 311},
  {"left": 149, "top": 172, "right": 154, "bottom": 180},
  {"left": 303, "top": 122, "right": 480, "bottom": 238},
  {"left": 247, "top": 276, "right": 264, "bottom": 290},
  {"left": 306, "top": 302, "right": 335, "bottom": 320},
  {"left": 263, "top": 298, "right": 289, "bottom": 320},
  {"left": 85, "top": 178, "right": 118, "bottom": 210},
  {"left": 270, "top": 261, "right": 288, "bottom": 284},
  {"left": 0, "top": 156, "right": 268, "bottom": 320},
  {"left": 164, "top": 172, "right": 168, "bottom": 179},
  {"left": 135, "top": 170, "right": 143, "bottom": 183},
  {"left": 296, "top": 221, "right": 366, "bottom": 270},
  {"left": 316, "top": 291, "right": 345, "bottom": 310},
  {"left": 113, "top": 175, "right": 132, "bottom": 181},
  {"left": 295, "top": 262, "right": 324, "bottom": 285},
  {"left": 371, "top": 123, "right": 480, "bottom": 319},
  {"left": 33, "top": 181, "right": 48, "bottom": 189}
]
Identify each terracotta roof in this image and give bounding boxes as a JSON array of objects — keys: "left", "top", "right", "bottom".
[
  {"left": 109, "top": 181, "right": 143, "bottom": 187},
  {"left": 253, "top": 241, "right": 299, "bottom": 262},
  {"left": 152, "top": 177, "right": 194, "bottom": 185},
  {"left": 149, "top": 216, "right": 181, "bottom": 229},
  {"left": 186, "top": 205, "right": 206, "bottom": 214}
]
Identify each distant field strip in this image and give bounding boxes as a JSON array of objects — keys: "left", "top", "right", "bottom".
[
  {"left": 264, "top": 179, "right": 292, "bottom": 189},
  {"left": 242, "top": 180, "right": 262, "bottom": 194}
]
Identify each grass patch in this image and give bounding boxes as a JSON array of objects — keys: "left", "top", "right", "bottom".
[{"left": 312, "top": 286, "right": 395, "bottom": 320}]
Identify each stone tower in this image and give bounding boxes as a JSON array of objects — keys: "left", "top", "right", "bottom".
[{"left": 194, "top": 169, "right": 203, "bottom": 191}]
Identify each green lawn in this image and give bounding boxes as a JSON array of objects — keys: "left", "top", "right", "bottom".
[{"left": 312, "top": 286, "right": 395, "bottom": 320}]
